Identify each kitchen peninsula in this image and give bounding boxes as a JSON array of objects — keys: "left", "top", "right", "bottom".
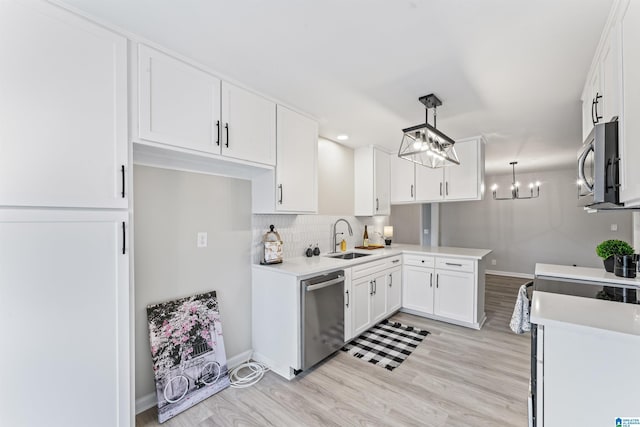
[{"left": 252, "top": 244, "right": 491, "bottom": 379}]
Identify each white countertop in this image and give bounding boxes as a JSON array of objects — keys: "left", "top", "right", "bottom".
[
  {"left": 530, "top": 291, "right": 640, "bottom": 337},
  {"left": 253, "top": 244, "right": 492, "bottom": 277},
  {"left": 535, "top": 263, "right": 640, "bottom": 288}
]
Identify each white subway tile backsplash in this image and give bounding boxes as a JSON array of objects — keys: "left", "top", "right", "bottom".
[{"left": 252, "top": 214, "right": 389, "bottom": 263}]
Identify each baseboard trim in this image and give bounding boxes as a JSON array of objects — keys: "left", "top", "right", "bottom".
[
  {"left": 135, "top": 348, "right": 253, "bottom": 415},
  {"left": 485, "top": 269, "right": 534, "bottom": 279}
]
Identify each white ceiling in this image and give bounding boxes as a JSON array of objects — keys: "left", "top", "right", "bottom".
[{"left": 61, "top": 0, "right": 613, "bottom": 174}]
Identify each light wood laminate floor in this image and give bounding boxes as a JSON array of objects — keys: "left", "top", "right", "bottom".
[{"left": 137, "top": 274, "right": 531, "bottom": 426}]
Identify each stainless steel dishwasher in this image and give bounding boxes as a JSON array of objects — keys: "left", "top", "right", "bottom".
[{"left": 301, "top": 270, "right": 345, "bottom": 371}]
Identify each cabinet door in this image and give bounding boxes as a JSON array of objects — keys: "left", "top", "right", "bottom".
[
  {"left": 370, "top": 273, "right": 387, "bottom": 324},
  {"left": 444, "top": 139, "right": 479, "bottom": 200},
  {"left": 0, "top": 1, "right": 128, "bottom": 209},
  {"left": 402, "top": 266, "right": 434, "bottom": 314},
  {"left": 386, "top": 267, "right": 402, "bottom": 313},
  {"left": 276, "top": 106, "right": 318, "bottom": 212},
  {"left": 600, "top": 29, "right": 620, "bottom": 123},
  {"left": 374, "top": 149, "right": 391, "bottom": 215},
  {"left": 434, "top": 270, "right": 474, "bottom": 323},
  {"left": 138, "top": 44, "right": 221, "bottom": 154},
  {"left": 0, "top": 210, "right": 130, "bottom": 427},
  {"left": 620, "top": 0, "right": 640, "bottom": 206},
  {"left": 390, "top": 155, "right": 415, "bottom": 203},
  {"left": 221, "top": 82, "right": 276, "bottom": 165},
  {"left": 352, "top": 276, "right": 372, "bottom": 336},
  {"left": 415, "top": 166, "right": 444, "bottom": 202}
]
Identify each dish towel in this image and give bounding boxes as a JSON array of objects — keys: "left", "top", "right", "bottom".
[{"left": 510, "top": 284, "right": 531, "bottom": 334}]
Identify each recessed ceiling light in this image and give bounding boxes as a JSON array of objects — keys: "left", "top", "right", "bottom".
[{"left": 336, "top": 134, "right": 349, "bottom": 141}]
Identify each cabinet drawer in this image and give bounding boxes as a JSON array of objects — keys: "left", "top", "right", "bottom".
[
  {"left": 403, "top": 254, "right": 435, "bottom": 268},
  {"left": 385, "top": 256, "right": 402, "bottom": 269},
  {"left": 435, "top": 257, "right": 475, "bottom": 273}
]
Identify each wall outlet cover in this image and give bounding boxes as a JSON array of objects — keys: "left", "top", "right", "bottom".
[
  {"left": 491, "top": 259, "right": 497, "bottom": 265},
  {"left": 197, "top": 232, "right": 208, "bottom": 248}
]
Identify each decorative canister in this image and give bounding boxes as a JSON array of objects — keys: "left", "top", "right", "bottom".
[{"left": 261, "top": 224, "right": 283, "bottom": 265}]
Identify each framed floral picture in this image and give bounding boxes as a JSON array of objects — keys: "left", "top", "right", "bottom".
[{"left": 147, "top": 291, "right": 230, "bottom": 423}]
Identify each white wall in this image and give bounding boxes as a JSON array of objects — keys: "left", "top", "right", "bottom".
[
  {"left": 133, "top": 165, "right": 252, "bottom": 401},
  {"left": 390, "top": 204, "right": 422, "bottom": 244},
  {"left": 318, "top": 137, "right": 354, "bottom": 215},
  {"left": 440, "top": 167, "right": 634, "bottom": 275}
]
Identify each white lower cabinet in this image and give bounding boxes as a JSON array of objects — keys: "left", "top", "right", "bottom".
[
  {"left": 352, "top": 274, "right": 374, "bottom": 336},
  {"left": 0, "top": 209, "right": 130, "bottom": 427},
  {"left": 386, "top": 267, "right": 402, "bottom": 313},
  {"left": 402, "top": 254, "right": 485, "bottom": 329},
  {"left": 349, "top": 256, "right": 402, "bottom": 338},
  {"left": 434, "top": 269, "right": 474, "bottom": 323}
]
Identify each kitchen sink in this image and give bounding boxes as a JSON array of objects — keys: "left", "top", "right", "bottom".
[{"left": 328, "top": 252, "right": 372, "bottom": 259}]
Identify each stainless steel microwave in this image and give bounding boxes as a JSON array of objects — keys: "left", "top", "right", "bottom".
[{"left": 577, "top": 121, "right": 620, "bottom": 209}]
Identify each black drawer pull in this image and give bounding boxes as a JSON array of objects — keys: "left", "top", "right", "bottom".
[{"left": 445, "top": 262, "right": 463, "bottom": 267}]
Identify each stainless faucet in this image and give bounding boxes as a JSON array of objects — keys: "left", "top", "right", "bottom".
[{"left": 332, "top": 218, "right": 353, "bottom": 253}]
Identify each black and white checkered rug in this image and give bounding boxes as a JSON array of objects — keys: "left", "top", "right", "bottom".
[{"left": 342, "top": 319, "right": 429, "bottom": 371}]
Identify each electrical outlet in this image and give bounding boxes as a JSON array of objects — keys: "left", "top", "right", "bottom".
[
  {"left": 491, "top": 259, "right": 497, "bottom": 266},
  {"left": 611, "top": 224, "right": 618, "bottom": 232},
  {"left": 197, "top": 232, "right": 208, "bottom": 248},
  {"left": 423, "top": 229, "right": 429, "bottom": 234}
]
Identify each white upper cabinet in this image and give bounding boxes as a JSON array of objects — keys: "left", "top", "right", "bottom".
[
  {"left": 444, "top": 137, "right": 481, "bottom": 200},
  {"left": 581, "top": 0, "right": 640, "bottom": 206},
  {"left": 0, "top": 1, "right": 128, "bottom": 209},
  {"left": 221, "top": 82, "right": 276, "bottom": 166},
  {"left": 580, "top": 24, "right": 621, "bottom": 141},
  {"left": 390, "top": 155, "right": 415, "bottom": 203},
  {"left": 274, "top": 105, "right": 318, "bottom": 213},
  {"left": 415, "top": 163, "right": 447, "bottom": 201},
  {"left": 137, "top": 46, "right": 277, "bottom": 167},
  {"left": 620, "top": 0, "right": 640, "bottom": 206},
  {"left": 397, "top": 137, "right": 485, "bottom": 204},
  {"left": 138, "top": 44, "right": 221, "bottom": 154},
  {"left": 355, "top": 147, "right": 391, "bottom": 216}
]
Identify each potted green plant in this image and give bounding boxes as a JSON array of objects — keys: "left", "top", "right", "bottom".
[{"left": 596, "top": 239, "right": 634, "bottom": 273}]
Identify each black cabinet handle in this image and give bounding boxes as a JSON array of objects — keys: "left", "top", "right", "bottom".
[
  {"left": 440, "top": 182, "right": 443, "bottom": 196},
  {"left": 225, "top": 122, "right": 229, "bottom": 148},
  {"left": 121, "top": 165, "right": 125, "bottom": 198},
  {"left": 430, "top": 273, "right": 433, "bottom": 288},
  {"left": 445, "top": 262, "right": 463, "bottom": 267},
  {"left": 591, "top": 98, "right": 597, "bottom": 126},
  {"left": 594, "top": 93, "right": 603, "bottom": 124},
  {"left": 436, "top": 274, "right": 439, "bottom": 288},
  {"left": 216, "top": 120, "right": 220, "bottom": 146},
  {"left": 376, "top": 198, "right": 379, "bottom": 212},
  {"left": 369, "top": 281, "right": 373, "bottom": 296},
  {"left": 389, "top": 273, "right": 392, "bottom": 287},
  {"left": 122, "top": 222, "right": 126, "bottom": 255},
  {"left": 410, "top": 184, "right": 414, "bottom": 198},
  {"left": 346, "top": 290, "right": 349, "bottom": 308},
  {"left": 392, "top": 259, "right": 400, "bottom": 264},
  {"left": 446, "top": 182, "right": 449, "bottom": 196},
  {"left": 278, "top": 184, "right": 283, "bottom": 204}
]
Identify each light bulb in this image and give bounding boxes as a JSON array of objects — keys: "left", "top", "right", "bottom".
[
  {"left": 576, "top": 179, "right": 583, "bottom": 186},
  {"left": 529, "top": 183, "right": 534, "bottom": 189},
  {"left": 491, "top": 184, "right": 498, "bottom": 192},
  {"left": 510, "top": 185, "right": 515, "bottom": 191},
  {"left": 535, "top": 181, "right": 541, "bottom": 187},
  {"left": 515, "top": 181, "right": 520, "bottom": 188}
]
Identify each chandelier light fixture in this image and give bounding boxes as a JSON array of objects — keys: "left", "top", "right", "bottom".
[
  {"left": 491, "top": 161, "right": 540, "bottom": 200},
  {"left": 398, "top": 94, "right": 460, "bottom": 168}
]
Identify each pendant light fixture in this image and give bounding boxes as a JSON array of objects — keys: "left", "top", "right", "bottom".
[
  {"left": 398, "top": 94, "right": 460, "bottom": 168},
  {"left": 491, "top": 161, "right": 540, "bottom": 200}
]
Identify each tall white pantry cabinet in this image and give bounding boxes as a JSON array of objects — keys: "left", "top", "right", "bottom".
[{"left": 0, "top": 2, "right": 131, "bottom": 427}]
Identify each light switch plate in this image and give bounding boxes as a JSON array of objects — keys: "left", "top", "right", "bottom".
[
  {"left": 197, "top": 232, "right": 208, "bottom": 248},
  {"left": 611, "top": 224, "right": 618, "bottom": 232}
]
